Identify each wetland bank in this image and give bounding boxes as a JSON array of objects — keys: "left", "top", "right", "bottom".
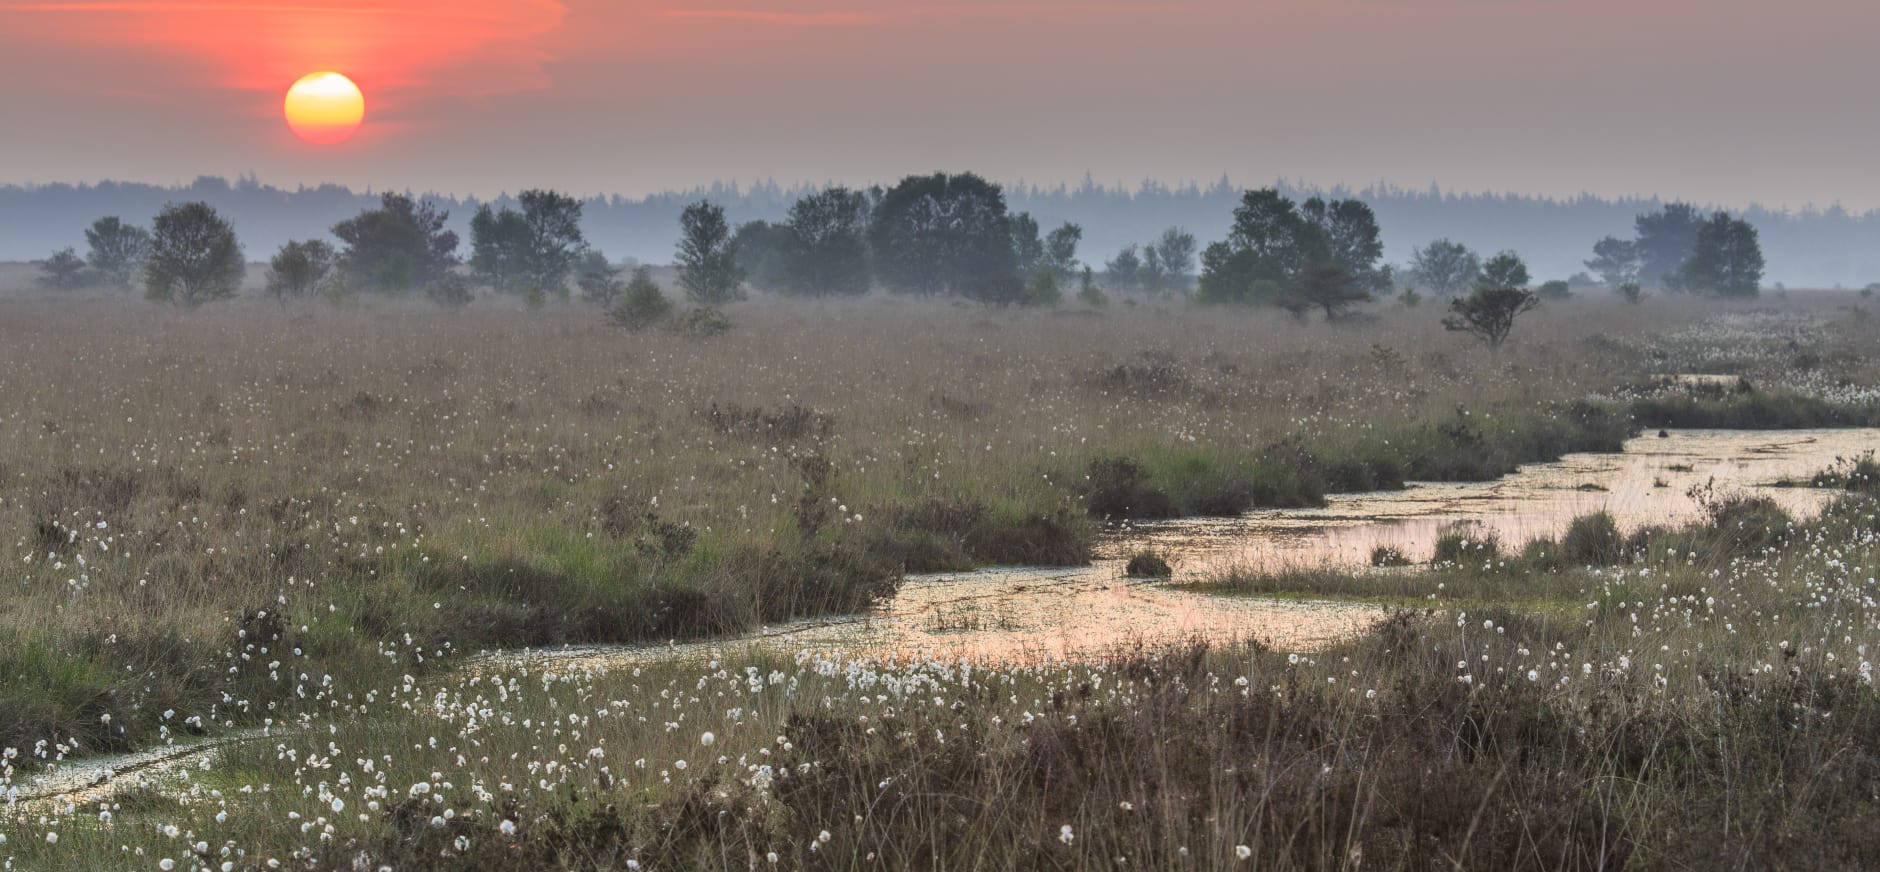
[{"left": 4, "top": 294, "right": 1880, "bottom": 869}]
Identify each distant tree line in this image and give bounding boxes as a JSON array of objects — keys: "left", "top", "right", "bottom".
[
  {"left": 24, "top": 173, "right": 1767, "bottom": 344},
  {"left": 4, "top": 174, "right": 1864, "bottom": 287}
]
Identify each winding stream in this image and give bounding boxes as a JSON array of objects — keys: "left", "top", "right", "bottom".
[{"left": 9, "top": 427, "right": 1874, "bottom": 814}]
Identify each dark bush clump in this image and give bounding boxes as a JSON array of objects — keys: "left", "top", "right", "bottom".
[
  {"left": 1370, "top": 545, "right": 1412, "bottom": 567},
  {"left": 1083, "top": 456, "right": 1176, "bottom": 519},
  {"left": 1124, "top": 549, "right": 1173, "bottom": 578},
  {"left": 1433, "top": 526, "right": 1499, "bottom": 564},
  {"left": 1561, "top": 511, "right": 1624, "bottom": 565}
]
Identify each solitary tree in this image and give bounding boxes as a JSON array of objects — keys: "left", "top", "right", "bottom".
[
  {"left": 517, "top": 189, "right": 586, "bottom": 294},
  {"left": 1407, "top": 239, "right": 1481, "bottom": 296},
  {"left": 1478, "top": 251, "right": 1530, "bottom": 290},
  {"left": 264, "top": 239, "right": 336, "bottom": 307},
  {"left": 1077, "top": 267, "right": 1108, "bottom": 307},
  {"left": 1678, "top": 212, "right": 1764, "bottom": 298},
  {"left": 607, "top": 265, "right": 673, "bottom": 331},
  {"left": 468, "top": 204, "right": 529, "bottom": 294},
  {"left": 777, "top": 187, "right": 871, "bottom": 297},
  {"left": 1442, "top": 286, "right": 1540, "bottom": 347},
  {"left": 1584, "top": 236, "right": 1639, "bottom": 287},
  {"left": 1152, "top": 227, "right": 1197, "bottom": 291},
  {"left": 1197, "top": 189, "right": 1307, "bottom": 304},
  {"left": 1010, "top": 212, "right": 1045, "bottom": 276},
  {"left": 331, "top": 193, "right": 459, "bottom": 294},
  {"left": 731, "top": 220, "right": 792, "bottom": 291},
  {"left": 576, "top": 251, "right": 626, "bottom": 307},
  {"left": 1285, "top": 262, "right": 1372, "bottom": 320},
  {"left": 1043, "top": 222, "right": 1083, "bottom": 278},
  {"left": 35, "top": 248, "right": 90, "bottom": 289},
  {"left": 84, "top": 217, "right": 151, "bottom": 287},
  {"left": 676, "top": 200, "right": 745, "bottom": 305},
  {"left": 469, "top": 190, "right": 586, "bottom": 297},
  {"left": 1300, "top": 197, "right": 1388, "bottom": 292},
  {"left": 145, "top": 202, "right": 244, "bottom": 307},
  {"left": 1139, "top": 247, "right": 1168, "bottom": 296},
  {"left": 1197, "top": 189, "right": 1319, "bottom": 305},
  {"left": 1105, "top": 244, "right": 1143, "bottom": 291},
  {"left": 867, "top": 172, "right": 1019, "bottom": 303}
]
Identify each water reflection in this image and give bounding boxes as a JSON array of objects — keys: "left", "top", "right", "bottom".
[{"left": 1116, "top": 429, "right": 1876, "bottom": 578}]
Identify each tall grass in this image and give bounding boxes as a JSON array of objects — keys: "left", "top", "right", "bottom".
[{"left": 0, "top": 293, "right": 1873, "bottom": 766}]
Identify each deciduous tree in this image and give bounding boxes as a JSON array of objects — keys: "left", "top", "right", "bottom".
[
  {"left": 1407, "top": 239, "right": 1481, "bottom": 296},
  {"left": 332, "top": 193, "right": 459, "bottom": 294},
  {"left": 145, "top": 202, "right": 244, "bottom": 307},
  {"left": 1442, "top": 286, "right": 1540, "bottom": 347},
  {"left": 1584, "top": 236, "right": 1639, "bottom": 287},
  {"left": 779, "top": 187, "right": 872, "bottom": 297},
  {"left": 1678, "top": 212, "right": 1763, "bottom": 298},
  {"left": 35, "top": 247, "right": 90, "bottom": 290},
  {"left": 264, "top": 239, "right": 336, "bottom": 307},
  {"left": 84, "top": 217, "right": 151, "bottom": 287},
  {"left": 867, "top": 172, "right": 1019, "bottom": 303},
  {"left": 1478, "top": 251, "right": 1530, "bottom": 290},
  {"left": 676, "top": 200, "right": 745, "bottom": 305}
]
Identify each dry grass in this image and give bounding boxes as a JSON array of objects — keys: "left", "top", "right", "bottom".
[{"left": 2, "top": 282, "right": 1879, "bottom": 868}]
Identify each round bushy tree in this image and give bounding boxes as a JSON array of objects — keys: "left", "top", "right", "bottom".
[{"left": 145, "top": 201, "right": 244, "bottom": 307}]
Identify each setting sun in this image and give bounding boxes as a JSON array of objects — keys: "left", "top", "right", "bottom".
[{"left": 283, "top": 72, "right": 365, "bottom": 145}]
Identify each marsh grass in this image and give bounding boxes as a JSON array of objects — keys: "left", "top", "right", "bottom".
[
  {"left": 2, "top": 291, "right": 1879, "bottom": 865},
  {"left": 14, "top": 496, "right": 1880, "bottom": 870}
]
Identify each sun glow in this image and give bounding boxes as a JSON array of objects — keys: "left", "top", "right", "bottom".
[{"left": 284, "top": 72, "right": 365, "bottom": 145}]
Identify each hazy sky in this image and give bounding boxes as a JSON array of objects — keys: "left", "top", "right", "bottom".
[{"left": 3, "top": 0, "right": 1875, "bottom": 209}]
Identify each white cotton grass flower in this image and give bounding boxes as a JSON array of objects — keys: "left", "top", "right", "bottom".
[
  {"left": 1237, "top": 845, "right": 1253, "bottom": 860},
  {"left": 500, "top": 820, "right": 518, "bottom": 836},
  {"left": 1059, "top": 824, "right": 1075, "bottom": 845},
  {"left": 701, "top": 731, "right": 716, "bottom": 747}
]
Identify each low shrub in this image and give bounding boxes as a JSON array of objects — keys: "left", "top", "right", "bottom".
[
  {"left": 1124, "top": 549, "right": 1173, "bottom": 578},
  {"left": 1812, "top": 453, "right": 1880, "bottom": 494},
  {"left": 1561, "top": 511, "right": 1624, "bottom": 565},
  {"left": 1433, "top": 525, "right": 1500, "bottom": 564}
]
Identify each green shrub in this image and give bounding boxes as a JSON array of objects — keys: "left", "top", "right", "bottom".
[
  {"left": 1561, "top": 511, "right": 1623, "bottom": 565},
  {"left": 675, "top": 306, "right": 732, "bottom": 338},
  {"left": 607, "top": 266, "right": 673, "bottom": 330},
  {"left": 1702, "top": 495, "right": 1793, "bottom": 556},
  {"left": 1519, "top": 537, "right": 1563, "bottom": 570},
  {"left": 1812, "top": 453, "right": 1880, "bottom": 494},
  {"left": 1433, "top": 527, "right": 1499, "bottom": 564}
]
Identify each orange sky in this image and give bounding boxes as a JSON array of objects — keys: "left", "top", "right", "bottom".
[{"left": 2, "top": 0, "right": 1877, "bottom": 209}]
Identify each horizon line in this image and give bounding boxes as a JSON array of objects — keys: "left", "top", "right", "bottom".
[{"left": 1, "top": 171, "right": 1871, "bottom": 218}]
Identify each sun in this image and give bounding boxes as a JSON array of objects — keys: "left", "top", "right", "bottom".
[{"left": 284, "top": 72, "right": 365, "bottom": 145}]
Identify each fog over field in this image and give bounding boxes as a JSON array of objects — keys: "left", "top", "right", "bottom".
[
  {"left": 9, "top": 1, "right": 1880, "bottom": 870},
  {"left": 7, "top": 175, "right": 1880, "bottom": 287}
]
